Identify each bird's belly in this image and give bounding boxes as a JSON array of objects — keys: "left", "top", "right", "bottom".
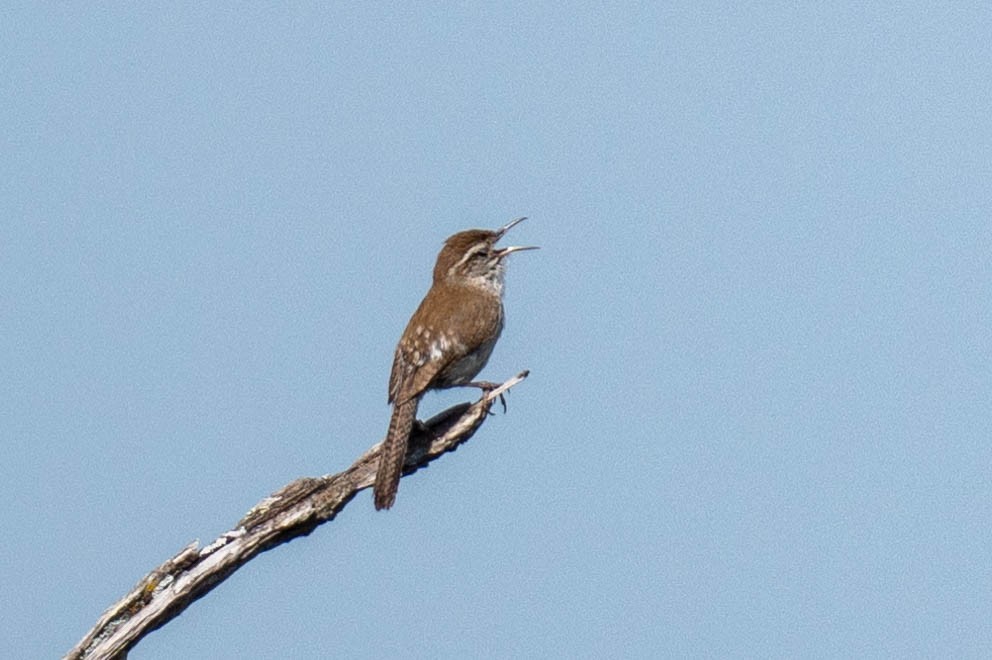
[{"left": 434, "top": 336, "right": 497, "bottom": 388}]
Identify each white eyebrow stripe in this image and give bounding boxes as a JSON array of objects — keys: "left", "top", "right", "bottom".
[{"left": 448, "top": 243, "right": 488, "bottom": 275}]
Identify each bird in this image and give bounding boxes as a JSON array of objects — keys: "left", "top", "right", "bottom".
[{"left": 373, "top": 217, "right": 537, "bottom": 510}]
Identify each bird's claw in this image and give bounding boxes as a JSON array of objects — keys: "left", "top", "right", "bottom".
[{"left": 465, "top": 380, "right": 507, "bottom": 414}]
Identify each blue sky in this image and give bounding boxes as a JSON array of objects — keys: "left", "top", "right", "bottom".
[{"left": 3, "top": 4, "right": 990, "bottom": 658}]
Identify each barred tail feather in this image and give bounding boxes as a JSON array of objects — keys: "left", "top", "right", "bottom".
[{"left": 374, "top": 398, "right": 418, "bottom": 510}]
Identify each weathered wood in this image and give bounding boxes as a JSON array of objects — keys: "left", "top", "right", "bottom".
[{"left": 66, "top": 371, "right": 529, "bottom": 660}]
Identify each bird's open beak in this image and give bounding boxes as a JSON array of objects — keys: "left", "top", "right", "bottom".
[
  {"left": 496, "top": 244, "right": 540, "bottom": 257},
  {"left": 495, "top": 216, "right": 539, "bottom": 255},
  {"left": 496, "top": 216, "right": 528, "bottom": 237}
]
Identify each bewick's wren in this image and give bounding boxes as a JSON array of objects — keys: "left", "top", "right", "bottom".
[{"left": 373, "top": 217, "right": 537, "bottom": 510}]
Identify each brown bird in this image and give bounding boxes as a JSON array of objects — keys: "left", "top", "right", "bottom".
[{"left": 373, "top": 217, "right": 537, "bottom": 510}]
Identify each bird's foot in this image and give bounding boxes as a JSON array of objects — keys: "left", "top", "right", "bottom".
[{"left": 463, "top": 380, "right": 507, "bottom": 413}]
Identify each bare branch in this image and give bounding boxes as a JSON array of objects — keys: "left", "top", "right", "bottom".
[{"left": 66, "top": 371, "right": 530, "bottom": 660}]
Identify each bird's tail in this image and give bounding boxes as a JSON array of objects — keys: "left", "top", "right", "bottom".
[{"left": 374, "top": 397, "right": 419, "bottom": 510}]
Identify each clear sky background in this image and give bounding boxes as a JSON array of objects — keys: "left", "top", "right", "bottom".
[{"left": 3, "top": 4, "right": 990, "bottom": 658}]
